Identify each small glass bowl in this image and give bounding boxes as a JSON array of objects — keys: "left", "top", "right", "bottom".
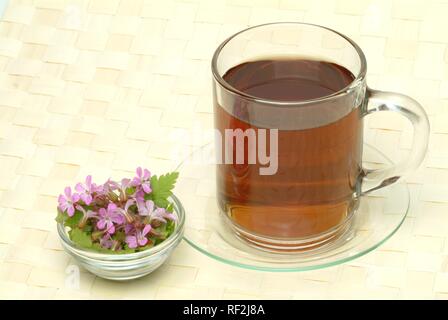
[{"left": 57, "top": 194, "right": 185, "bottom": 281}]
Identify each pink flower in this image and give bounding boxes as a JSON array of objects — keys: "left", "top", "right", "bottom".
[
  {"left": 97, "top": 203, "right": 124, "bottom": 234},
  {"left": 115, "top": 198, "right": 135, "bottom": 223},
  {"left": 100, "top": 234, "right": 114, "bottom": 249},
  {"left": 135, "top": 189, "right": 145, "bottom": 202},
  {"left": 124, "top": 223, "right": 135, "bottom": 235},
  {"left": 75, "top": 175, "right": 100, "bottom": 205},
  {"left": 131, "top": 167, "right": 152, "bottom": 194},
  {"left": 118, "top": 178, "right": 133, "bottom": 199},
  {"left": 102, "top": 178, "right": 118, "bottom": 194},
  {"left": 103, "top": 178, "right": 134, "bottom": 201},
  {"left": 125, "top": 224, "right": 151, "bottom": 248},
  {"left": 58, "top": 187, "right": 80, "bottom": 217},
  {"left": 137, "top": 200, "right": 175, "bottom": 223}
]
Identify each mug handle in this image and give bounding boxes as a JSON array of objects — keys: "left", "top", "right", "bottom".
[{"left": 361, "top": 88, "right": 430, "bottom": 194}]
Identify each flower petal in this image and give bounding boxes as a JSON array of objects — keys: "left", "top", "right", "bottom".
[
  {"left": 142, "top": 183, "right": 151, "bottom": 194},
  {"left": 84, "top": 194, "right": 92, "bottom": 205},
  {"left": 67, "top": 206, "right": 75, "bottom": 217},
  {"left": 124, "top": 224, "right": 134, "bottom": 234},
  {"left": 86, "top": 175, "right": 92, "bottom": 188},
  {"left": 107, "top": 202, "right": 117, "bottom": 212},
  {"left": 138, "top": 237, "right": 148, "bottom": 247},
  {"left": 111, "top": 213, "right": 124, "bottom": 225},
  {"left": 60, "top": 202, "right": 69, "bottom": 212},
  {"left": 79, "top": 194, "right": 87, "bottom": 204},
  {"left": 142, "top": 224, "right": 152, "bottom": 236},
  {"left": 126, "top": 236, "right": 137, "bottom": 248},
  {"left": 121, "top": 178, "right": 131, "bottom": 188},
  {"left": 64, "top": 186, "right": 72, "bottom": 198},
  {"left": 106, "top": 223, "right": 115, "bottom": 234},
  {"left": 135, "top": 190, "right": 145, "bottom": 202},
  {"left": 74, "top": 183, "right": 84, "bottom": 193},
  {"left": 98, "top": 208, "right": 107, "bottom": 217},
  {"left": 72, "top": 193, "right": 80, "bottom": 203},
  {"left": 154, "top": 207, "right": 166, "bottom": 216},
  {"left": 166, "top": 213, "right": 177, "bottom": 221},
  {"left": 136, "top": 167, "right": 142, "bottom": 178},
  {"left": 58, "top": 194, "right": 66, "bottom": 205},
  {"left": 92, "top": 183, "right": 102, "bottom": 193},
  {"left": 136, "top": 200, "right": 148, "bottom": 216},
  {"left": 130, "top": 177, "right": 140, "bottom": 187},
  {"left": 145, "top": 200, "right": 154, "bottom": 213},
  {"left": 97, "top": 219, "right": 106, "bottom": 230}
]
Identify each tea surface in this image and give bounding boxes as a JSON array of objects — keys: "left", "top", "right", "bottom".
[{"left": 216, "top": 59, "right": 362, "bottom": 238}]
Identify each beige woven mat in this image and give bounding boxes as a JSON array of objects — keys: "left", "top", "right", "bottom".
[{"left": 0, "top": 0, "right": 447, "bottom": 299}]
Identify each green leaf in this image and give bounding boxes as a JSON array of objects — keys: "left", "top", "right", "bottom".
[
  {"left": 92, "top": 244, "right": 131, "bottom": 254},
  {"left": 64, "top": 210, "right": 83, "bottom": 228},
  {"left": 166, "top": 220, "right": 176, "bottom": 237},
  {"left": 120, "top": 247, "right": 137, "bottom": 254},
  {"left": 154, "top": 223, "right": 167, "bottom": 234},
  {"left": 91, "top": 243, "right": 108, "bottom": 253},
  {"left": 135, "top": 243, "right": 154, "bottom": 252},
  {"left": 69, "top": 228, "right": 92, "bottom": 249},
  {"left": 153, "top": 198, "right": 169, "bottom": 208},
  {"left": 119, "top": 244, "right": 137, "bottom": 254},
  {"left": 152, "top": 220, "right": 176, "bottom": 241},
  {"left": 55, "top": 208, "right": 66, "bottom": 223},
  {"left": 149, "top": 172, "right": 179, "bottom": 208}
]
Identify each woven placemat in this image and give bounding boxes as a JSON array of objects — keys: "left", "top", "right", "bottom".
[{"left": 0, "top": 0, "right": 447, "bottom": 299}]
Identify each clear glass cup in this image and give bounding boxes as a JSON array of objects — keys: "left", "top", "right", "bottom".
[
  {"left": 57, "top": 195, "right": 185, "bottom": 281},
  {"left": 212, "top": 22, "right": 429, "bottom": 251}
]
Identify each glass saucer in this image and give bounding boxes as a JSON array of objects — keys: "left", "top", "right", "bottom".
[{"left": 175, "top": 143, "right": 409, "bottom": 272}]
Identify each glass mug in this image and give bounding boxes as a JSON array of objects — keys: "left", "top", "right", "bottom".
[{"left": 212, "top": 23, "right": 429, "bottom": 251}]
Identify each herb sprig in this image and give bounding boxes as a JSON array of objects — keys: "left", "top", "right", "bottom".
[{"left": 56, "top": 168, "right": 179, "bottom": 254}]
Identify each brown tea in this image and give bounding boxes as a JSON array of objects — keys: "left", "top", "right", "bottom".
[{"left": 215, "top": 59, "right": 363, "bottom": 239}]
